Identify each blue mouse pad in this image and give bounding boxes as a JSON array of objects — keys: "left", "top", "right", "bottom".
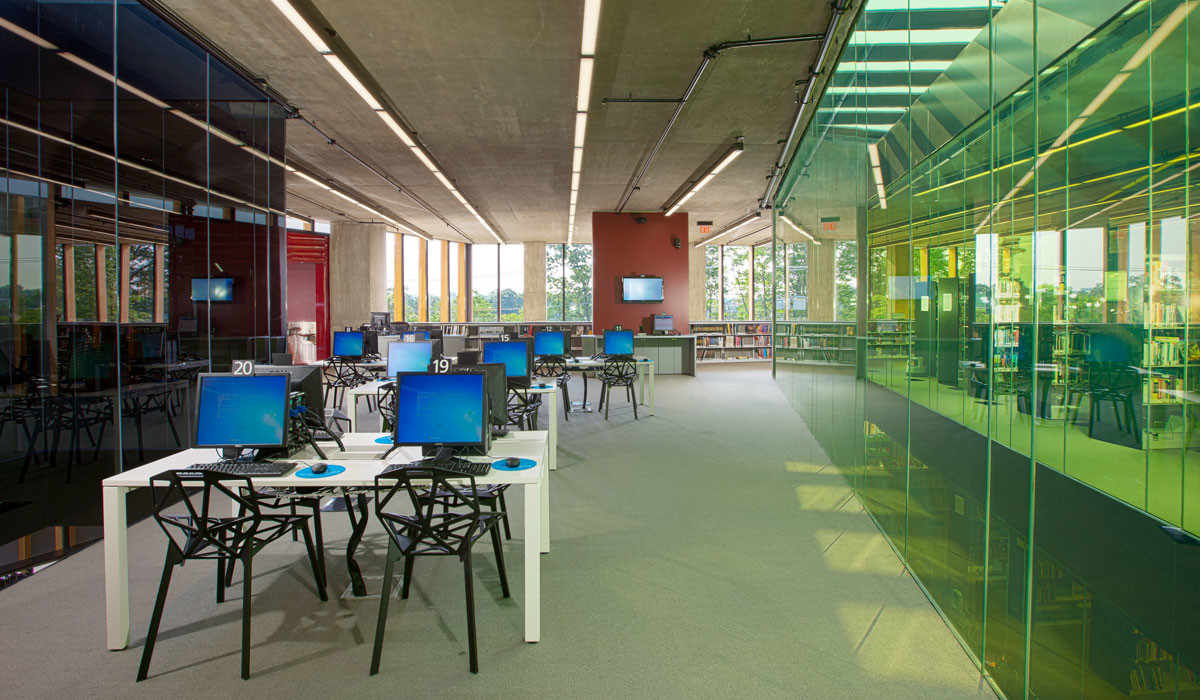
[
  {"left": 297, "top": 464, "right": 346, "bottom": 478},
  {"left": 492, "top": 458, "right": 536, "bottom": 471},
  {"left": 374, "top": 436, "right": 393, "bottom": 445}
]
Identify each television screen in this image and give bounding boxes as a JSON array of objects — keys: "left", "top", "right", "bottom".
[
  {"left": 622, "top": 276, "right": 663, "bottom": 303},
  {"left": 191, "top": 277, "right": 234, "bottom": 302}
]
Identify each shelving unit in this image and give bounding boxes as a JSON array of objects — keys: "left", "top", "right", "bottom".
[
  {"left": 866, "top": 319, "right": 912, "bottom": 359},
  {"left": 689, "top": 321, "right": 772, "bottom": 363},
  {"left": 1141, "top": 242, "right": 1193, "bottom": 448},
  {"left": 412, "top": 322, "right": 592, "bottom": 355},
  {"left": 773, "top": 321, "right": 855, "bottom": 366}
]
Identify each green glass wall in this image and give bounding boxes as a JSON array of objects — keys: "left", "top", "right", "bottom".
[{"left": 774, "top": 1, "right": 1200, "bottom": 698}]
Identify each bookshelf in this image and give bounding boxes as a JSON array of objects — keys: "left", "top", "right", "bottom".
[
  {"left": 773, "top": 321, "right": 855, "bottom": 366},
  {"left": 689, "top": 321, "right": 773, "bottom": 363},
  {"left": 1141, "top": 241, "right": 1193, "bottom": 448}
]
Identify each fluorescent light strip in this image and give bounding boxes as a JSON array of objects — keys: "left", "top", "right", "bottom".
[
  {"left": 574, "top": 112, "right": 588, "bottom": 148},
  {"left": 849, "top": 29, "right": 982, "bottom": 46},
  {"left": 573, "top": 147, "right": 584, "bottom": 172},
  {"left": 778, "top": 215, "right": 819, "bottom": 244},
  {"left": 836, "top": 60, "right": 953, "bottom": 73},
  {"left": 865, "top": 0, "right": 1005, "bottom": 9},
  {"left": 0, "top": 17, "right": 57, "bottom": 49},
  {"left": 581, "top": 0, "right": 602, "bottom": 55},
  {"left": 577, "top": 57, "right": 594, "bottom": 112},
  {"left": 324, "top": 54, "right": 383, "bottom": 110},
  {"left": 376, "top": 111, "right": 416, "bottom": 147},
  {"left": 571, "top": 0, "right": 602, "bottom": 244},
  {"left": 664, "top": 142, "right": 743, "bottom": 216},
  {"left": 694, "top": 212, "right": 761, "bottom": 247},
  {"left": 269, "top": 0, "right": 331, "bottom": 53},
  {"left": 825, "top": 85, "right": 928, "bottom": 95}
]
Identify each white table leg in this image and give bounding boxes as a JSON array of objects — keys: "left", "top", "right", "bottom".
[
  {"left": 639, "top": 363, "right": 647, "bottom": 404},
  {"left": 540, "top": 456, "right": 550, "bottom": 553},
  {"left": 649, "top": 363, "right": 656, "bottom": 416},
  {"left": 547, "top": 391, "right": 557, "bottom": 471},
  {"left": 104, "top": 486, "right": 131, "bottom": 650},
  {"left": 523, "top": 480, "right": 541, "bottom": 642},
  {"left": 348, "top": 390, "right": 359, "bottom": 433}
]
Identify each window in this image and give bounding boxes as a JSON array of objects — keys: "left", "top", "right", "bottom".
[
  {"left": 722, "top": 245, "right": 750, "bottom": 321},
  {"left": 448, "top": 242, "right": 461, "bottom": 322},
  {"left": 705, "top": 245, "right": 720, "bottom": 320},
  {"left": 834, "top": 241, "right": 856, "bottom": 322},
  {"left": 787, "top": 243, "right": 808, "bottom": 320},
  {"left": 546, "top": 244, "right": 593, "bottom": 322},
  {"left": 499, "top": 244, "right": 523, "bottom": 321},
  {"left": 428, "top": 240, "right": 442, "bottom": 322},
  {"left": 75, "top": 244, "right": 98, "bottom": 321},
  {"left": 127, "top": 244, "right": 156, "bottom": 323},
  {"left": 402, "top": 235, "right": 419, "bottom": 322},
  {"left": 753, "top": 244, "right": 772, "bottom": 320},
  {"left": 471, "top": 244, "right": 498, "bottom": 321}
]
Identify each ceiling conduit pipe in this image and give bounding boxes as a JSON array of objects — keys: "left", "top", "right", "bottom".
[
  {"left": 293, "top": 113, "right": 475, "bottom": 242},
  {"left": 614, "top": 33, "right": 824, "bottom": 213},
  {"left": 761, "top": 0, "right": 852, "bottom": 208}
]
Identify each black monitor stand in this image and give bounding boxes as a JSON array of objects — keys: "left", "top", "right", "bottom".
[{"left": 221, "top": 446, "right": 248, "bottom": 462}]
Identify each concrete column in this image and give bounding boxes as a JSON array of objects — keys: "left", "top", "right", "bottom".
[
  {"left": 330, "top": 222, "right": 387, "bottom": 331},
  {"left": 524, "top": 241, "right": 546, "bottom": 321},
  {"left": 808, "top": 240, "right": 836, "bottom": 321},
  {"left": 688, "top": 243, "right": 706, "bottom": 322}
]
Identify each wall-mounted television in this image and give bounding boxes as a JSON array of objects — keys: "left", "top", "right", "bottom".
[
  {"left": 622, "top": 276, "right": 664, "bottom": 303},
  {"left": 191, "top": 277, "right": 234, "bottom": 302}
]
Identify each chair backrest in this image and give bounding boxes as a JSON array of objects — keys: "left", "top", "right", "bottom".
[
  {"left": 325, "top": 357, "right": 365, "bottom": 387},
  {"left": 601, "top": 357, "right": 637, "bottom": 382},
  {"left": 534, "top": 356, "right": 567, "bottom": 378},
  {"left": 374, "top": 467, "right": 488, "bottom": 557},
  {"left": 148, "top": 469, "right": 262, "bottom": 560}
]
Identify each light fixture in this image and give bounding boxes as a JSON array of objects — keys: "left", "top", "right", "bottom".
[
  {"left": 778, "top": 214, "right": 819, "bottom": 245},
  {"left": 693, "top": 211, "right": 762, "bottom": 247},
  {"left": 269, "top": 0, "right": 331, "bottom": 52},
  {"left": 569, "top": 0, "right": 602, "bottom": 245},
  {"left": 577, "top": 57, "right": 595, "bottom": 112},
  {"left": 664, "top": 140, "right": 744, "bottom": 216},
  {"left": 867, "top": 143, "right": 888, "bottom": 209}
]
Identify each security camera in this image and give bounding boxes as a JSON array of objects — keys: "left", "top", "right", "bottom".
[{"left": 636, "top": 216, "right": 647, "bottom": 224}]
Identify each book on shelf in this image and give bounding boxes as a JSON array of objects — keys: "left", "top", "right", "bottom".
[{"left": 1146, "top": 336, "right": 1184, "bottom": 366}]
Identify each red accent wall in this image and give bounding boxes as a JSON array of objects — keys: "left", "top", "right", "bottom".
[
  {"left": 591, "top": 212, "right": 689, "bottom": 333},
  {"left": 286, "top": 231, "right": 331, "bottom": 359}
]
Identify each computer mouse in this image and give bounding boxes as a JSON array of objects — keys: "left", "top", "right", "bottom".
[
  {"left": 311, "top": 462, "right": 328, "bottom": 474},
  {"left": 505, "top": 456, "right": 521, "bottom": 467}
]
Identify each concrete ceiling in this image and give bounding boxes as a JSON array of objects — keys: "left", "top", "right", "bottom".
[{"left": 155, "top": 0, "right": 838, "bottom": 244}]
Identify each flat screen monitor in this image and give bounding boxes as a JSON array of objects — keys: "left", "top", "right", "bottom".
[
  {"left": 195, "top": 373, "right": 289, "bottom": 449},
  {"left": 333, "top": 331, "right": 365, "bottom": 358},
  {"left": 604, "top": 329, "right": 635, "bottom": 356},
  {"left": 482, "top": 339, "right": 532, "bottom": 385},
  {"left": 369, "top": 311, "right": 391, "bottom": 327},
  {"left": 456, "top": 362, "right": 509, "bottom": 426},
  {"left": 534, "top": 330, "right": 568, "bottom": 357},
  {"left": 388, "top": 340, "right": 434, "bottom": 375},
  {"left": 393, "top": 371, "right": 486, "bottom": 448},
  {"left": 191, "top": 277, "right": 234, "bottom": 302},
  {"left": 140, "top": 331, "right": 164, "bottom": 360},
  {"left": 653, "top": 315, "right": 673, "bottom": 333},
  {"left": 622, "top": 276, "right": 663, "bottom": 303},
  {"left": 362, "top": 329, "right": 379, "bottom": 356},
  {"left": 402, "top": 331, "right": 429, "bottom": 341},
  {"left": 257, "top": 364, "right": 322, "bottom": 416}
]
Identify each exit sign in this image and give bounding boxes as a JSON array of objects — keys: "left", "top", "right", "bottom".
[{"left": 697, "top": 221, "right": 712, "bottom": 234}]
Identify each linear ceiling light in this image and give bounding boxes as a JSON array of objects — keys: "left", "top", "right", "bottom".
[
  {"left": 269, "top": 0, "right": 503, "bottom": 243},
  {"left": 778, "top": 214, "right": 820, "bottom": 245},
  {"left": 867, "top": 143, "right": 888, "bottom": 209},
  {"left": 569, "top": 0, "right": 602, "bottom": 244},
  {"left": 693, "top": 211, "right": 762, "bottom": 247},
  {"left": 664, "top": 140, "right": 744, "bottom": 216}
]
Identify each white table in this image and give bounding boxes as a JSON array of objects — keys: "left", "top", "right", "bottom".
[
  {"left": 515, "top": 383, "right": 559, "bottom": 471},
  {"left": 344, "top": 379, "right": 394, "bottom": 432},
  {"left": 565, "top": 356, "right": 655, "bottom": 416},
  {"left": 102, "top": 431, "right": 550, "bottom": 650}
]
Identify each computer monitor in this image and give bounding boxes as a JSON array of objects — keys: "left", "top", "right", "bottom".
[
  {"left": 652, "top": 314, "right": 673, "bottom": 333},
  {"left": 402, "top": 331, "right": 429, "bottom": 341},
  {"left": 604, "top": 329, "right": 635, "bottom": 356},
  {"left": 270, "top": 352, "right": 293, "bottom": 366},
  {"left": 392, "top": 371, "right": 489, "bottom": 455},
  {"left": 333, "top": 331, "right": 365, "bottom": 358},
  {"left": 482, "top": 339, "right": 533, "bottom": 386},
  {"left": 455, "top": 362, "right": 509, "bottom": 428},
  {"left": 534, "top": 330, "right": 569, "bottom": 357},
  {"left": 362, "top": 329, "right": 379, "bottom": 356},
  {"left": 140, "top": 331, "right": 164, "bottom": 360},
  {"left": 388, "top": 340, "right": 434, "bottom": 375},
  {"left": 370, "top": 311, "right": 391, "bottom": 328},
  {"left": 195, "top": 373, "right": 290, "bottom": 450},
  {"left": 256, "top": 364, "right": 323, "bottom": 415}
]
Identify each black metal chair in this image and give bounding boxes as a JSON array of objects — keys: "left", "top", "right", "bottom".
[
  {"left": 1075, "top": 363, "right": 1141, "bottom": 446},
  {"left": 534, "top": 356, "right": 571, "bottom": 422},
  {"left": 507, "top": 387, "right": 541, "bottom": 430},
  {"left": 323, "top": 357, "right": 366, "bottom": 410},
  {"left": 137, "top": 469, "right": 327, "bottom": 681},
  {"left": 370, "top": 466, "right": 510, "bottom": 675},
  {"left": 597, "top": 357, "right": 639, "bottom": 420}
]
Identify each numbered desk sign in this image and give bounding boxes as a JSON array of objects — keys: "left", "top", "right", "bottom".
[
  {"left": 232, "top": 359, "right": 255, "bottom": 376},
  {"left": 430, "top": 358, "right": 453, "bottom": 374}
]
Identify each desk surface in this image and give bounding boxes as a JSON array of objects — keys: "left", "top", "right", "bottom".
[{"left": 103, "top": 431, "right": 547, "bottom": 489}]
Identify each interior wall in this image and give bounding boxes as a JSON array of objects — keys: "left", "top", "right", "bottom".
[
  {"left": 591, "top": 212, "right": 689, "bottom": 333},
  {"left": 329, "top": 222, "right": 387, "bottom": 333}
]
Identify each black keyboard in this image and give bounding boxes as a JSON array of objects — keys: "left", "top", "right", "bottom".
[
  {"left": 383, "top": 458, "right": 491, "bottom": 477},
  {"left": 188, "top": 461, "right": 298, "bottom": 477}
]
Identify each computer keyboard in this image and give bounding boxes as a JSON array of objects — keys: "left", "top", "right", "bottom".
[
  {"left": 382, "top": 458, "right": 491, "bottom": 477},
  {"left": 188, "top": 461, "right": 298, "bottom": 477}
]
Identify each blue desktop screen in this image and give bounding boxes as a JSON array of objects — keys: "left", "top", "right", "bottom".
[
  {"left": 333, "top": 331, "right": 365, "bottom": 357},
  {"left": 534, "top": 331, "right": 565, "bottom": 356},
  {"left": 191, "top": 277, "right": 233, "bottom": 302},
  {"left": 483, "top": 341, "right": 529, "bottom": 378},
  {"left": 388, "top": 341, "right": 433, "bottom": 375},
  {"left": 604, "top": 330, "right": 634, "bottom": 355},
  {"left": 394, "top": 373, "right": 485, "bottom": 446},
  {"left": 196, "top": 374, "right": 288, "bottom": 447}
]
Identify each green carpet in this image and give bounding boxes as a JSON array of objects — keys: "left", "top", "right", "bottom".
[{"left": 0, "top": 364, "right": 994, "bottom": 699}]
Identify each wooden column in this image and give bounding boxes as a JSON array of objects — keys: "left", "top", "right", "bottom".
[
  {"left": 439, "top": 240, "right": 450, "bottom": 321},
  {"left": 417, "top": 237, "right": 428, "bottom": 322},
  {"left": 62, "top": 243, "right": 76, "bottom": 321},
  {"left": 119, "top": 244, "right": 131, "bottom": 323},
  {"left": 153, "top": 244, "right": 165, "bottom": 322},
  {"left": 95, "top": 246, "right": 108, "bottom": 322},
  {"left": 457, "top": 243, "right": 468, "bottom": 321},
  {"left": 394, "top": 233, "right": 404, "bottom": 321}
]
